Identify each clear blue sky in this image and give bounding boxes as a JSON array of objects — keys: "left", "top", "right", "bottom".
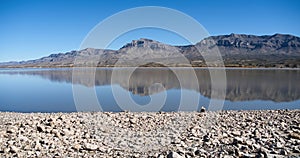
[{"left": 0, "top": 0, "right": 300, "bottom": 62}]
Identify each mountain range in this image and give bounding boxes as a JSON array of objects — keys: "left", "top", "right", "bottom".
[{"left": 1, "top": 33, "right": 300, "bottom": 68}]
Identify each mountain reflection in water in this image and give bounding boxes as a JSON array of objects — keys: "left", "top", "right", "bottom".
[{"left": 1, "top": 68, "right": 300, "bottom": 102}]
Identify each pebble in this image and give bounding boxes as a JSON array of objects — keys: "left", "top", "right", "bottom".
[
  {"left": 167, "top": 151, "right": 184, "bottom": 158},
  {"left": 84, "top": 143, "right": 98, "bottom": 151},
  {"left": 10, "top": 146, "right": 19, "bottom": 153},
  {"left": 290, "top": 132, "right": 300, "bottom": 139}
]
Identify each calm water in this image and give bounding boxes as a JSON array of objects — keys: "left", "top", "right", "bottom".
[{"left": 0, "top": 68, "right": 299, "bottom": 112}]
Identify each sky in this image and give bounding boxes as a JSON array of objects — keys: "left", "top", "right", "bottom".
[{"left": 0, "top": 0, "right": 300, "bottom": 62}]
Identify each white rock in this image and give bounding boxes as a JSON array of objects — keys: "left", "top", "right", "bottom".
[
  {"left": 232, "top": 131, "right": 241, "bottom": 136},
  {"left": 10, "top": 145, "right": 19, "bottom": 153},
  {"left": 84, "top": 143, "right": 98, "bottom": 151},
  {"left": 7, "top": 126, "right": 18, "bottom": 133},
  {"left": 73, "top": 144, "right": 81, "bottom": 150},
  {"left": 18, "top": 135, "right": 29, "bottom": 142},
  {"left": 167, "top": 151, "right": 184, "bottom": 158}
]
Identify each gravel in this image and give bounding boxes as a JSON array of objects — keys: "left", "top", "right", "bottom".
[{"left": 0, "top": 110, "right": 299, "bottom": 157}]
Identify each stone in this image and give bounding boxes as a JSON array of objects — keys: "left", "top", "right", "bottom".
[
  {"left": 259, "top": 147, "right": 269, "bottom": 157},
  {"left": 129, "top": 118, "right": 137, "bottom": 124},
  {"left": 37, "top": 125, "right": 45, "bottom": 132},
  {"left": 167, "top": 151, "right": 184, "bottom": 158},
  {"left": 73, "top": 144, "right": 81, "bottom": 150},
  {"left": 18, "top": 135, "right": 29, "bottom": 142},
  {"left": 157, "top": 154, "right": 165, "bottom": 158},
  {"left": 7, "top": 126, "right": 18, "bottom": 133},
  {"left": 233, "top": 137, "right": 244, "bottom": 144},
  {"left": 290, "top": 132, "right": 300, "bottom": 139},
  {"left": 253, "top": 143, "right": 261, "bottom": 149},
  {"left": 200, "top": 106, "right": 206, "bottom": 113},
  {"left": 84, "top": 143, "right": 98, "bottom": 151},
  {"left": 203, "top": 134, "right": 210, "bottom": 142},
  {"left": 10, "top": 146, "right": 19, "bottom": 153},
  {"left": 245, "top": 140, "right": 252, "bottom": 146},
  {"left": 232, "top": 131, "right": 241, "bottom": 136},
  {"left": 241, "top": 152, "right": 256, "bottom": 158},
  {"left": 278, "top": 149, "right": 287, "bottom": 155},
  {"left": 62, "top": 129, "right": 74, "bottom": 136},
  {"left": 195, "top": 149, "right": 206, "bottom": 155},
  {"left": 276, "top": 142, "right": 283, "bottom": 148},
  {"left": 4, "top": 148, "right": 10, "bottom": 153}
]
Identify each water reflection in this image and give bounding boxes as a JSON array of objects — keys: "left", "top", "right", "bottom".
[{"left": 1, "top": 68, "right": 299, "bottom": 102}]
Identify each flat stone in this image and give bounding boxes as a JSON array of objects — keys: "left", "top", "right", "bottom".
[
  {"left": 73, "top": 144, "right": 81, "bottom": 150},
  {"left": 167, "top": 151, "right": 184, "bottom": 158},
  {"left": 232, "top": 131, "right": 241, "bottom": 136},
  {"left": 84, "top": 143, "right": 98, "bottom": 151},
  {"left": 290, "top": 132, "right": 300, "bottom": 139},
  {"left": 10, "top": 146, "right": 19, "bottom": 153},
  {"left": 241, "top": 152, "right": 256, "bottom": 158},
  {"left": 129, "top": 118, "right": 137, "bottom": 124},
  {"left": 233, "top": 137, "right": 244, "bottom": 144},
  {"left": 7, "top": 126, "right": 18, "bottom": 133}
]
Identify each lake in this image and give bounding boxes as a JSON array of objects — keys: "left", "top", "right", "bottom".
[{"left": 0, "top": 68, "right": 299, "bottom": 112}]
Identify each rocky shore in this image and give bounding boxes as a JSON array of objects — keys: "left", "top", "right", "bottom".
[{"left": 0, "top": 110, "right": 299, "bottom": 157}]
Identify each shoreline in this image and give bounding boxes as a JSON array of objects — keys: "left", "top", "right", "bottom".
[
  {"left": 0, "top": 109, "right": 299, "bottom": 157},
  {"left": 1, "top": 66, "right": 300, "bottom": 70},
  {"left": 0, "top": 108, "right": 299, "bottom": 114}
]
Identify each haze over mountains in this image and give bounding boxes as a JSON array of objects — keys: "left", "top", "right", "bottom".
[{"left": 1, "top": 33, "right": 300, "bottom": 68}]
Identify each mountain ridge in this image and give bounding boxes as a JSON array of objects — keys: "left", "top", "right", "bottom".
[{"left": 1, "top": 33, "right": 300, "bottom": 68}]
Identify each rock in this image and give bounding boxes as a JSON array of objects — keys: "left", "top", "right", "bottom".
[
  {"left": 73, "top": 144, "right": 81, "bottom": 150},
  {"left": 289, "top": 132, "right": 300, "bottom": 139},
  {"left": 4, "top": 148, "right": 10, "bottom": 153},
  {"left": 129, "top": 118, "right": 137, "bottom": 124},
  {"left": 253, "top": 143, "right": 261, "bottom": 149},
  {"left": 276, "top": 142, "right": 283, "bottom": 148},
  {"left": 167, "top": 151, "right": 184, "bottom": 158},
  {"left": 10, "top": 146, "right": 19, "bottom": 153},
  {"left": 241, "top": 152, "right": 256, "bottom": 158},
  {"left": 35, "top": 151, "right": 41, "bottom": 157},
  {"left": 51, "top": 129, "right": 60, "bottom": 137},
  {"left": 37, "top": 125, "right": 45, "bottom": 132},
  {"left": 62, "top": 129, "right": 74, "bottom": 136},
  {"left": 232, "top": 131, "right": 241, "bottom": 136},
  {"left": 267, "top": 153, "right": 285, "bottom": 158},
  {"left": 259, "top": 147, "right": 269, "bottom": 157},
  {"left": 7, "top": 126, "right": 18, "bottom": 133},
  {"left": 203, "top": 134, "right": 210, "bottom": 142},
  {"left": 245, "top": 140, "right": 252, "bottom": 146},
  {"left": 18, "top": 135, "right": 29, "bottom": 142},
  {"left": 279, "top": 149, "right": 287, "bottom": 155},
  {"left": 253, "top": 129, "right": 261, "bottom": 138},
  {"left": 84, "top": 143, "right": 98, "bottom": 151},
  {"left": 200, "top": 106, "right": 206, "bottom": 113},
  {"left": 233, "top": 137, "right": 244, "bottom": 144},
  {"left": 157, "top": 154, "right": 164, "bottom": 158},
  {"left": 194, "top": 149, "right": 206, "bottom": 155},
  {"left": 293, "top": 146, "right": 300, "bottom": 153}
]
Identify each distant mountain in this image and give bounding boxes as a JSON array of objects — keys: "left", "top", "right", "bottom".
[{"left": 1, "top": 33, "right": 300, "bottom": 68}]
